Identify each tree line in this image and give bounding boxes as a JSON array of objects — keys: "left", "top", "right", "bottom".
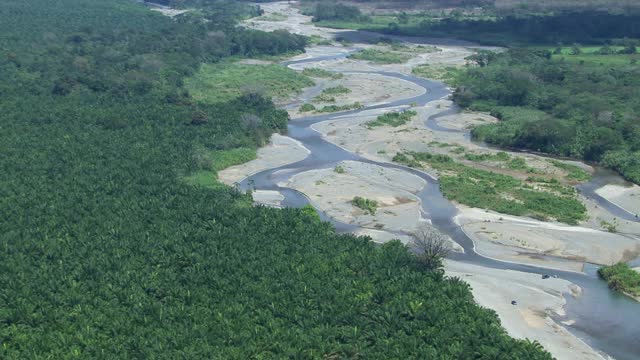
[{"left": 454, "top": 48, "right": 640, "bottom": 184}]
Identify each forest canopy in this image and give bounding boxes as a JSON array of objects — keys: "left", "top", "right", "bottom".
[{"left": 0, "top": 0, "right": 553, "bottom": 358}]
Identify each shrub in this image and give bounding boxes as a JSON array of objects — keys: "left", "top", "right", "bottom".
[{"left": 351, "top": 196, "right": 378, "bottom": 214}]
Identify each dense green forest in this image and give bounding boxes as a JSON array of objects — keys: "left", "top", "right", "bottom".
[
  {"left": 0, "top": 0, "right": 553, "bottom": 357},
  {"left": 454, "top": 48, "right": 640, "bottom": 184}
]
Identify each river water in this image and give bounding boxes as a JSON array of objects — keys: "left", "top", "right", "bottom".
[{"left": 241, "top": 49, "right": 640, "bottom": 359}]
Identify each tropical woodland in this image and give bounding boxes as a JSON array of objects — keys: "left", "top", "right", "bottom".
[{"left": 0, "top": 0, "right": 552, "bottom": 358}]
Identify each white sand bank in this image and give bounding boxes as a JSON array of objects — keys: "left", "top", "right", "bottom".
[
  {"left": 289, "top": 72, "right": 425, "bottom": 118},
  {"left": 595, "top": 184, "right": 640, "bottom": 216},
  {"left": 446, "top": 260, "right": 605, "bottom": 360},
  {"left": 218, "top": 134, "right": 309, "bottom": 185},
  {"left": 456, "top": 208, "right": 640, "bottom": 271},
  {"left": 252, "top": 190, "right": 285, "bottom": 208},
  {"left": 281, "top": 160, "right": 426, "bottom": 233}
]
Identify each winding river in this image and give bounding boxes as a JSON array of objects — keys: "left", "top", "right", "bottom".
[{"left": 240, "top": 49, "right": 640, "bottom": 359}]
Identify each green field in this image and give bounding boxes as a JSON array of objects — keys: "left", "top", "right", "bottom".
[
  {"left": 186, "top": 62, "right": 313, "bottom": 103},
  {"left": 547, "top": 46, "right": 639, "bottom": 66},
  {"left": 183, "top": 147, "right": 257, "bottom": 189},
  {"left": 349, "top": 49, "right": 412, "bottom": 64},
  {"left": 412, "top": 64, "right": 462, "bottom": 84}
]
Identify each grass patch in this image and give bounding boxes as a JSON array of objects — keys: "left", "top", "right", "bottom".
[
  {"left": 389, "top": 43, "right": 440, "bottom": 54},
  {"left": 548, "top": 46, "right": 639, "bottom": 66},
  {"left": 550, "top": 160, "right": 592, "bottom": 182},
  {"left": 334, "top": 165, "right": 346, "bottom": 174},
  {"left": 351, "top": 196, "right": 378, "bottom": 215},
  {"left": 299, "top": 103, "right": 316, "bottom": 112},
  {"left": 367, "top": 110, "right": 417, "bottom": 128},
  {"left": 183, "top": 147, "right": 257, "bottom": 189},
  {"left": 393, "top": 151, "right": 586, "bottom": 224},
  {"left": 183, "top": 170, "right": 224, "bottom": 190},
  {"left": 464, "top": 151, "right": 511, "bottom": 162},
  {"left": 463, "top": 151, "right": 538, "bottom": 173},
  {"left": 308, "top": 35, "right": 334, "bottom": 46},
  {"left": 322, "top": 85, "right": 351, "bottom": 95},
  {"left": 349, "top": 49, "right": 412, "bottom": 64},
  {"left": 209, "top": 147, "right": 257, "bottom": 171},
  {"left": 598, "top": 263, "right": 640, "bottom": 300},
  {"left": 313, "top": 86, "right": 351, "bottom": 102},
  {"left": 302, "top": 67, "right": 343, "bottom": 79},
  {"left": 412, "top": 64, "right": 462, "bottom": 84},
  {"left": 185, "top": 62, "right": 313, "bottom": 103},
  {"left": 316, "top": 102, "right": 363, "bottom": 113}
]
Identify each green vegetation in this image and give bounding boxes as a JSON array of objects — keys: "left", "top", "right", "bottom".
[
  {"left": 412, "top": 64, "right": 462, "bottom": 84},
  {"left": 316, "top": 102, "right": 364, "bottom": 113},
  {"left": 456, "top": 49, "right": 640, "bottom": 184},
  {"left": 185, "top": 62, "right": 313, "bottom": 103},
  {"left": 305, "top": 1, "right": 368, "bottom": 22},
  {"left": 367, "top": 110, "right": 417, "bottom": 128},
  {"left": 313, "top": 85, "right": 352, "bottom": 102},
  {"left": 464, "top": 151, "right": 511, "bottom": 162},
  {"left": 322, "top": 85, "right": 351, "bottom": 95},
  {"left": 349, "top": 49, "right": 412, "bottom": 64},
  {"left": 334, "top": 165, "right": 346, "bottom": 174},
  {"left": 299, "top": 103, "right": 317, "bottom": 112},
  {"left": 393, "top": 152, "right": 586, "bottom": 224},
  {"left": 600, "top": 220, "right": 619, "bottom": 233},
  {"left": 549, "top": 46, "right": 638, "bottom": 66},
  {"left": 598, "top": 263, "right": 640, "bottom": 300},
  {"left": 351, "top": 196, "right": 379, "bottom": 215},
  {"left": 308, "top": 35, "right": 334, "bottom": 46},
  {"left": 302, "top": 67, "right": 344, "bottom": 79},
  {"left": 550, "top": 160, "right": 592, "bottom": 182},
  {"left": 183, "top": 147, "right": 257, "bottom": 189}
]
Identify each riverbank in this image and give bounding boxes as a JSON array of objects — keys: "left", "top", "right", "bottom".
[
  {"left": 595, "top": 184, "right": 640, "bottom": 216},
  {"left": 218, "top": 134, "right": 309, "bottom": 185},
  {"left": 234, "top": 2, "right": 639, "bottom": 359},
  {"left": 446, "top": 260, "right": 605, "bottom": 360}
]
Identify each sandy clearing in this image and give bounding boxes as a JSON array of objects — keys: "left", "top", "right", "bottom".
[
  {"left": 435, "top": 111, "right": 497, "bottom": 130},
  {"left": 354, "top": 226, "right": 465, "bottom": 252},
  {"left": 354, "top": 228, "right": 415, "bottom": 245},
  {"left": 595, "top": 184, "right": 640, "bottom": 216},
  {"left": 312, "top": 101, "right": 449, "bottom": 163},
  {"left": 218, "top": 134, "right": 309, "bottom": 185},
  {"left": 150, "top": 7, "right": 189, "bottom": 17},
  {"left": 281, "top": 160, "right": 426, "bottom": 233},
  {"left": 582, "top": 195, "right": 640, "bottom": 235},
  {"left": 446, "top": 260, "right": 604, "bottom": 360},
  {"left": 455, "top": 207, "right": 640, "bottom": 270},
  {"left": 242, "top": 1, "right": 340, "bottom": 38},
  {"left": 288, "top": 72, "right": 425, "bottom": 118}
]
